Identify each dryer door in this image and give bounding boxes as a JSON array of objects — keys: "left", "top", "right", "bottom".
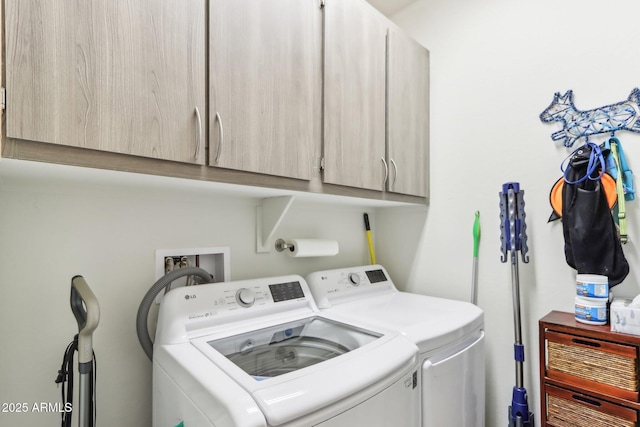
[{"left": 422, "top": 331, "right": 485, "bottom": 427}]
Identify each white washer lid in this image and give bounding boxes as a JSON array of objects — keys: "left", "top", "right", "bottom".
[{"left": 190, "top": 314, "right": 418, "bottom": 426}]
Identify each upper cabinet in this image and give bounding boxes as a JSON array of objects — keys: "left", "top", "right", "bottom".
[
  {"left": 209, "top": 0, "right": 322, "bottom": 180},
  {"left": 322, "top": 0, "right": 387, "bottom": 191},
  {"left": 387, "top": 26, "right": 430, "bottom": 198},
  {"left": 5, "top": 0, "right": 207, "bottom": 164},
  {"left": 3, "top": 0, "right": 428, "bottom": 203},
  {"left": 322, "top": 0, "right": 429, "bottom": 198}
]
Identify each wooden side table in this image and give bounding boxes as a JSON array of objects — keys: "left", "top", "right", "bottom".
[{"left": 539, "top": 311, "right": 640, "bottom": 426}]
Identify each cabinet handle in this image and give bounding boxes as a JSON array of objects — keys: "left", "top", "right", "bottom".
[
  {"left": 194, "top": 107, "right": 202, "bottom": 160},
  {"left": 381, "top": 157, "right": 389, "bottom": 189},
  {"left": 571, "top": 338, "right": 601, "bottom": 348},
  {"left": 571, "top": 394, "right": 602, "bottom": 407},
  {"left": 390, "top": 158, "right": 398, "bottom": 191},
  {"left": 215, "top": 112, "right": 224, "bottom": 163}
]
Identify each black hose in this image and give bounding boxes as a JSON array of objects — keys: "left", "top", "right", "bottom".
[{"left": 136, "top": 267, "right": 214, "bottom": 360}]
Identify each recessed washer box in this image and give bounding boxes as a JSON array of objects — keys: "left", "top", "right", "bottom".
[{"left": 154, "top": 247, "right": 231, "bottom": 303}]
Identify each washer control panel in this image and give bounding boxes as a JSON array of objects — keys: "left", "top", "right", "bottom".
[
  {"left": 203, "top": 279, "right": 308, "bottom": 311},
  {"left": 157, "top": 274, "right": 316, "bottom": 341}
]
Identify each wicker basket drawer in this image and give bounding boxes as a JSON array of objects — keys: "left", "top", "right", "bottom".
[
  {"left": 546, "top": 384, "right": 637, "bottom": 427},
  {"left": 546, "top": 330, "right": 639, "bottom": 401}
]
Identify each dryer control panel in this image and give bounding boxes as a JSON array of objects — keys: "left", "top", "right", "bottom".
[
  {"left": 155, "top": 275, "right": 318, "bottom": 344},
  {"left": 305, "top": 265, "right": 396, "bottom": 308}
]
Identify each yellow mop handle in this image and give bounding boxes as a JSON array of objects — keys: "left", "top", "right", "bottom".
[{"left": 364, "top": 213, "right": 376, "bottom": 264}]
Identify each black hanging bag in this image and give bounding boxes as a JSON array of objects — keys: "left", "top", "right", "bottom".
[{"left": 562, "top": 142, "right": 629, "bottom": 286}]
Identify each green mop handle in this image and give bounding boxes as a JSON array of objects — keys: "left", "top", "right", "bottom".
[
  {"left": 471, "top": 211, "right": 480, "bottom": 304},
  {"left": 473, "top": 211, "right": 481, "bottom": 257}
]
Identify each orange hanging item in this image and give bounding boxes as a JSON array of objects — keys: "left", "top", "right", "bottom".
[{"left": 549, "top": 173, "right": 617, "bottom": 219}]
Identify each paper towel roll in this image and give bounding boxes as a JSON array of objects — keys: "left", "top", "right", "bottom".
[{"left": 285, "top": 239, "right": 339, "bottom": 257}]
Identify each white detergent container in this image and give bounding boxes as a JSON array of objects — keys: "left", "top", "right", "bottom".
[
  {"left": 576, "top": 274, "right": 609, "bottom": 299},
  {"left": 575, "top": 296, "right": 608, "bottom": 325},
  {"left": 575, "top": 274, "right": 609, "bottom": 325}
]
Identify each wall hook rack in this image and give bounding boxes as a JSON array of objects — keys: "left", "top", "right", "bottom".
[
  {"left": 540, "top": 88, "right": 640, "bottom": 147},
  {"left": 256, "top": 196, "right": 295, "bottom": 253}
]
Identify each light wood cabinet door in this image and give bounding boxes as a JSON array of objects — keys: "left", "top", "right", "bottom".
[
  {"left": 209, "top": 0, "right": 321, "bottom": 180},
  {"left": 387, "top": 27, "right": 430, "bottom": 197},
  {"left": 323, "top": 0, "right": 387, "bottom": 191},
  {"left": 5, "top": 0, "right": 207, "bottom": 164}
]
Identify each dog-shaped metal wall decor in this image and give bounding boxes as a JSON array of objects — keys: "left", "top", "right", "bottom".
[{"left": 540, "top": 88, "right": 640, "bottom": 147}]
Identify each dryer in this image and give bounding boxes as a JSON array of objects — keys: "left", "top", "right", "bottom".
[
  {"left": 306, "top": 265, "right": 485, "bottom": 427},
  {"left": 153, "top": 274, "right": 420, "bottom": 427}
]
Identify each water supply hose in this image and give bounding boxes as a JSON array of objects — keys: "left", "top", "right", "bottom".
[{"left": 136, "top": 267, "right": 214, "bottom": 360}]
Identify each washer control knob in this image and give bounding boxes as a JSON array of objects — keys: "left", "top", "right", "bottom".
[
  {"left": 348, "top": 273, "right": 361, "bottom": 286},
  {"left": 236, "top": 288, "right": 255, "bottom": 307}
]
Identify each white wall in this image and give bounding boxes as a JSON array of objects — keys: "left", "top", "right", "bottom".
[
  {"left": 5, "top": 2, "right": 640, "bottom": 425},
  {"left": 0, "top": 160, "right": 379, "bottom": 426},
  {"left": 387, "top": 0, "right": 640, "bottom": 425}
]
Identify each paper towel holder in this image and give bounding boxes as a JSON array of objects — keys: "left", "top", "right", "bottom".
[
  {"left": 274, "top": 238, "right": 339, "bottom": 257},
  {"left": 275, "top": 239, "right": 294, "bottom": 253},
  {"left": 256, "top": 196, "right": 295, "bottom": 253}
]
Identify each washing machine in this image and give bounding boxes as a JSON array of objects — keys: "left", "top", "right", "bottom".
[
  {"left": 152, "top": 274, "right": 420, "bottom": 427},
  {"left": 305, "top": 265, "right": 485, "bottom": 427}
]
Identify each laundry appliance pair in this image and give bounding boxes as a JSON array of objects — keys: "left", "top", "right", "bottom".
[{"left": 152, "top": 265, "right": 484, "bottom": 427}]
